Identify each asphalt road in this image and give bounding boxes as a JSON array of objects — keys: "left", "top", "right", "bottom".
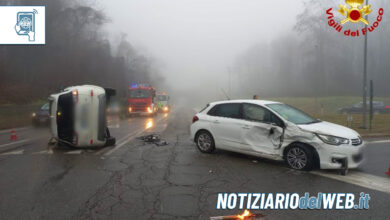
[{"left": 0, "top": 107, "right": 389, "bottom": 219}]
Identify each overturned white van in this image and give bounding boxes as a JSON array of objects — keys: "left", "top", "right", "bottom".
[{"left": 49, "top": 85, "right": 116, "bottom": 148}]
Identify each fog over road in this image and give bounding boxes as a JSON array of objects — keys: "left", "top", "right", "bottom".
[{"left": 0, "top": 105, "right": 389, "bottom": 219}]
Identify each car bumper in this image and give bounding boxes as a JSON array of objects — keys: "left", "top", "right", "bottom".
[
  {"left": 317, "top": 142, "right": 366, "bottom": 169},
  {"left": 128, "top": 111, "right": 155, "bottom": 115}
]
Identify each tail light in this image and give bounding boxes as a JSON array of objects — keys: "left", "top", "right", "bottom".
[
  {"left": 72, "top": 132, "right": 78, "bottom": 145},
  {"left": 72, "top": 90, "right": 79, "bottom": 103},
  {"left": 386, "top": 106, "right": 390, "bottom": 109},
  {"left": 192, "top": 116, "right": 199, "bottom": 123}
]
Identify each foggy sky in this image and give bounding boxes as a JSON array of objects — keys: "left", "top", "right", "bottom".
[{"left": 98, "top": 0, "right": 303, "bottom": 94}]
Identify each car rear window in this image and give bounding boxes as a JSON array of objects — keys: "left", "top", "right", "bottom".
[{"left": 207, "top": 103, "right": 241, "bottom": 119}]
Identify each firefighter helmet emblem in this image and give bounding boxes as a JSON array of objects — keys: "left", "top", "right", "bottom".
[{"left": 338, "top": 0, "right": 372, "bottom": 25}]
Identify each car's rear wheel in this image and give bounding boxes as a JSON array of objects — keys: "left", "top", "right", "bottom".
[
  {"left": 195, "top": 131, "right": 215, "bottom": 153},
  {"left": 285, "top": 143, "right": 314, "bottom": 171}
]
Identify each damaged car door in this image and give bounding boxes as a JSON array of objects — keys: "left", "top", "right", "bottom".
[
  {"left": 241, "top": 103, "right": 284, "bottom": 155},
  {"left": 207, "top": 103, "right": 244, "bottom": 150}
]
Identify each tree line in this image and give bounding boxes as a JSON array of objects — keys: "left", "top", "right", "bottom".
[
  {"left": 235, "top": 0, "right": 390, "bottom": 98},
  {"left": 0, "top": 0, "right": 159, "bottom": 104}
]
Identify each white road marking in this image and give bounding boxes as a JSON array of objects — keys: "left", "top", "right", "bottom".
[
  {"left": 0, "top": 150, "right": 24, "bottom": 155},
  {"left": 103, "top": 129, "right": 144, "bottom": 156},
  {"left": 103, "top": 116, "right": 166, "bottom": 156},
  {"left": 0, "top": 139, "right": 31, "bottom": 148},
  {"left": 0, "top": 127, "right": 31, "bottom": 134},
  {"left": 65, "top": 150, "right": 83, "bottom": 155},
  {"left": 311, "top": 170, "right": 390, "bottom": 194},
  {"left": 33, "top": 149, "right": 53, "bottom": 155},
  {"left": 367, "top": 140, "right": 390, "bottom": 144}
]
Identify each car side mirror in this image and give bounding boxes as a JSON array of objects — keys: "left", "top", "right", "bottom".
[{"left": 270, "top": 122, "right": 285, "bottom": 128}]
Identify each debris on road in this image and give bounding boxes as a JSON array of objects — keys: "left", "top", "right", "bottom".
[
  {"left": 137, "top": 134, "right": 168, "bottom": 146},
  {"left": 252, "top": 160, "right": 258, "bottom": 164}
]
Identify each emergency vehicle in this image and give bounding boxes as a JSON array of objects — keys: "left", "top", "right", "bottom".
[
  {"left": 127, "top": 83, "right": 157, "bottom": 116},
  {"left": 156, "top": 92, "right": 170, "bottom": 113}
]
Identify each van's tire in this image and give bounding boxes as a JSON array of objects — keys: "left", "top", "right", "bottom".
[
  {"left": 105, "top": 137, "right": 116, "bottom": 146},
  {"left": 284, "top": 143, "right": 315, "bottom": 171},
  {"left": 195, "top": 130, "right": 215, "bottom": 153},
  {"left": 104, "top": 127, "right": 115, "bottom": 146},
  {"left": 105, "top": 127, "right": 111, "bottom": 138}
]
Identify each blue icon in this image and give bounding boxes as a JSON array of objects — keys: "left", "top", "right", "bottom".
[{"left": 15, "top": 9, "right": 37, "bottom": 42}]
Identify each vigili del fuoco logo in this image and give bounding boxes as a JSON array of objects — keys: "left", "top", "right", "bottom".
[{"left": 326, "top": 0, "right": 384, "bottom": 37}]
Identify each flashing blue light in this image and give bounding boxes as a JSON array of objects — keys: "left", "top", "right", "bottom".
[{"left": 131, "top": 83, "right": 138, "bottom": 88}]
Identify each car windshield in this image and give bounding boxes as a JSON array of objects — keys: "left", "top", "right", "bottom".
[
  {"left": 267, "top": 103, "right": 319, "bottom": 125},
  {"left": 41, "top": 103, "right": 49, "bottom": 110},
  {"left": 129, "top": 89, "right": 151, "bottom": 98},
  {"left": 157, "top": 95, "right": 168, "bottom": 101}
]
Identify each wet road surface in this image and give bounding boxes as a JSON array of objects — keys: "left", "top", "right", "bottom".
[{"left": 0, "top": 108, "right": 389, "bottom": 219}]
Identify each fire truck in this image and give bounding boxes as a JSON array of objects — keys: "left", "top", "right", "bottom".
[{"left": 127, "top": 83, "right": 157, "bottom": 116}]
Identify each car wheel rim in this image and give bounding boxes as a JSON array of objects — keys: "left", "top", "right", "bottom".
[
  {"left": 287, "top": 147, "right": 307, "bottom": 170},
  {"left": 198, "top": 133, "right": 211, "bottom": 151}
]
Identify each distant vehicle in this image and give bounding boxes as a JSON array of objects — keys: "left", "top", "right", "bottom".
[
  {"left": 32, "top": 102, "right": 50, "bottom": 126},
  {"left": 191, "top": 100, "right": 365, "bottom": 174},
  {"left": 156, "top": 93, "right": 170, "bottom": 113},
  {"left": 49, "top": 85, "right": 116, "bottom": 148},
  {"left": 107, "top": 102, "right": 122, "bottom": 116},
  {"left": 338, "top": 101, "right": 390, "bottom": 114},
  {"left": 127, "top": 83, "right": 157, "bottom": 116}
]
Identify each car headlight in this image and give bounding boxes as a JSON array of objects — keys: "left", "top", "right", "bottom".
[{"left": 316, "top": 133, "right": 349, "bottom": 146}]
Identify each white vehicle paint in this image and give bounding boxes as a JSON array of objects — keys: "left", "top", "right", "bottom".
[
  {"left": 49, "top": 85, "right": 116, "bottom": 148},
  {"left": 190, "top": 100, "right": 365, "bottom": 172}
]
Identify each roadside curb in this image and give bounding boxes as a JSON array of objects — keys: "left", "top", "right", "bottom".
[
  {"left": 362, "top": 134, "right": 390, "bottom": 139},
  {"left": 0, "top": 126, "right": 31, "bottom": 134}
]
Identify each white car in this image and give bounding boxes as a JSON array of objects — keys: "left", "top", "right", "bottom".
[
  {"left": 190, "top": 100, "right": 365, "bottom": 173},
  {"left": 49, "top": 85, "right": 116, "bottom": 148}
]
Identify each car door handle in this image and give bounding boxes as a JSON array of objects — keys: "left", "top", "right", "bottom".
[{"left": 213, "top": 120, "right": 220, "bottom": 124}]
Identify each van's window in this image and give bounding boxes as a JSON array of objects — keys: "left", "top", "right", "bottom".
[
  {"left": 242, "top": 104, "right": 271, "bottom": 122},
  {"left": 41, "top": 103, "right": 49, "bottom": 110},
  {"left": 129, "top": 89, "right": 151, "bottom": 98},
  {"left": 156, "top": 95, "right": 168, "bottom": 101},
  {"left": 267, "top": 103, "right": 319, "bottom": 125},
  {"left": 57, "top": 92, "right": 74, "bottom": 143},
  {"left": 208, "top": 103, "right": 241, "bottom": 119}
]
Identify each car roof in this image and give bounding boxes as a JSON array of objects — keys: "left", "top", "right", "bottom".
[{"left": 209, "top": 99, "right": 282, "bottom": 106}]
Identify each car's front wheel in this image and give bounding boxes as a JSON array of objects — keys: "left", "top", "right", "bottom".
[
  {"left": 195, "top": 131, "right": 215, "bottom": 153},
  {"left": 285, "top": 144, "right": 314, "bottom": 171}
]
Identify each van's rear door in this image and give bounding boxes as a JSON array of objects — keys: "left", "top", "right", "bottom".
[{"left": 57, "top": 92, "right": 75, "bottom": 144}]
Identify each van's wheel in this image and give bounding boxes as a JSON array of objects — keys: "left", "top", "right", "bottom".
[
  {"left": 105, "top": 127, "right": 111, "bottom": 138},
  {"left": 105, "top": 127, "right": 116, "bottom": 146},
  {"left": 195, "top": 131, "right": 215, "bottom": 153},
  {"left": 285, "top": 143, "right": 314, "bottom": 171}
]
